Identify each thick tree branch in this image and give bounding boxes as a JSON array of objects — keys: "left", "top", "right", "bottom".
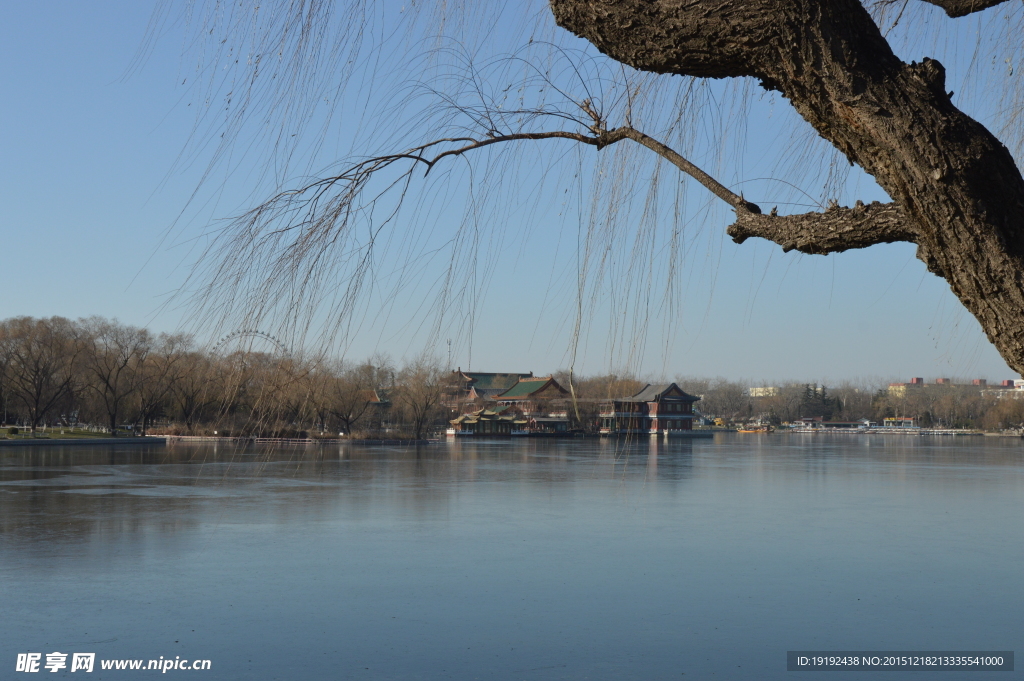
[
  {"left": 613, "top": 127, "right": 760, "bottom": 212},
  {"left": 549, "top": 0, "right": 776, "bottom": 80},
  {"left": 912, "top": 0, "right": 1010, "bottom": 18},
  {"left": 436, "top": 125, "right": 937, "bottom": 262},
  {"left": 397, "top": 121, "right": 760, "bottom": 213},
  {"left": 430, "top": 124, "right": 933, "bottom": 265},
  {"left": 727, "top": 201, "right": 915, "bottom": 254}
]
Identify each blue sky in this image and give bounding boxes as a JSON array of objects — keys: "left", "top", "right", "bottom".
[{"left": 0, "top": 2, "right": 1018, "bottom": 384}]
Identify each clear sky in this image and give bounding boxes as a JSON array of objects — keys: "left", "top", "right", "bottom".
[{"left": 1, "top": 2, "right": 1019, "bottom": 384}]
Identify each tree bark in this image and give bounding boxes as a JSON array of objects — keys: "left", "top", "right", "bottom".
[
  {"left": 551, "top": 0, "right": 1024, "bottom": 374},
  {"left": 728, "top": 201, "right": 914, "bottom": 256}
]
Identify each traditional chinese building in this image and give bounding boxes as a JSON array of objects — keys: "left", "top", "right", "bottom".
[
  {"left": 447, "top": 369, "right": 534, "bottom": 405},
  {"left": 448, "top": 406, "right": 522, "bottom": 436},
  {"left": 495, "top": 376, "right": 571, "bottom": 435},
  {"left": 599, "top": 383, "right": 701, "bottom": 436}
]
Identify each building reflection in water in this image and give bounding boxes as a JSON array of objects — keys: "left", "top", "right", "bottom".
[{"left": 4, "top": 435, "right": 1018, "bottom": 553}]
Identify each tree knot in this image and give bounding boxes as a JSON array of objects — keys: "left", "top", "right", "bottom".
[{"left": 909, "top": 58, "right": 947, "bottom": 94}]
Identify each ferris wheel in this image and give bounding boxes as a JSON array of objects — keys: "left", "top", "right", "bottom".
[{"left": 211, "top": 329, "right": 291, "bottom": 357}]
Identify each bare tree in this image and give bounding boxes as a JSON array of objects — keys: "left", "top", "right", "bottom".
[
  {"left": 259, "top": 357, "right": 310, "bottom": 431},
  {"left": 170, "top": 351, "right": 220, "bottom": 432},
  {"left": 395, "top": 356, "right": 448, "bottom": 440},
  {"left": 301, "top": 360, "right": 336, "bottom": 435},
  {"left": 80, "top": 318, "right": 152, "bottom": 436},
  {"left": 0, "top": 317, "right": 81, "bottom": 432},
  {"left": 134, "top": 333, "right": 191, "bottom": 435},
  {"left": 325, "top": 358, "right": 393, "bottom": 436},
  {"left": 689, "top": 378, "right": 749, "bottom": 420}
]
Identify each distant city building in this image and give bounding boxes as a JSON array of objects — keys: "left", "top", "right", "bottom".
[
  {"left": 987, "top": 378, "right": 1024, "bottom": 398},
  {"left": 981, "top": 378, "right": 1024, "bottom": 398},
  {"left": 748, "top": 386, "right": 779, "bottom": 397},
  {"left": 887, "top": 377, "right": 1015, "bottom": 397},
  {"left": 887, "top": 383, "right": 909, "bottom": 398}
]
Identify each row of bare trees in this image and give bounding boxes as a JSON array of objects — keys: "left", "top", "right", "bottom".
[
  {"left": 733, "top": 382, "right": 1024, "bottom": 430},
  {"left": 0, "top": 316, "right": 453, "bottom": 438}
]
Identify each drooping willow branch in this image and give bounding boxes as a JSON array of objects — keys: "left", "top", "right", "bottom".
[
  {"left": 296, "top": 117, "right": 762, "bottom": 215},
  {"left": 228, "top": 100, "right": 926, "bottom": 294},
  {"left": 195, "top": 92, "right": 927, "bottom": 353}
]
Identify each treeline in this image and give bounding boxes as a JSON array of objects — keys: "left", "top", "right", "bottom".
[
  {"left": 550, "top": 375, "right": 879, "bottom": 428},
  {"left": 556, "top": 375, "right": 1024, "bottom": 430},
  {"left": 0, "top": 316, "right": 451, "bottom": 438},
  {"left": 3, "top": 316, "right": 1023, "bottom": 436},
  {"left": 750, "top": 382, "right": 1024, "bottom": 430}
]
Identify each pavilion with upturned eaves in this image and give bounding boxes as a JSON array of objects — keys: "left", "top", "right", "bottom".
[
  {"left": 447, "top": 369, "right": 534, "bottom": 405},
  {"left": 495, "top": 376, "right": 571, "bottom": 435},
  {"left": 599, "top": 383, "right": 701, "bottom": 436},
  {"left": 448, "top": 407, "right": 523, "bottom": 436}
]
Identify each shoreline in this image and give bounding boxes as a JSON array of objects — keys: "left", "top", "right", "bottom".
[{"left": 0, "top": 437, "right": 167, "bottom": 447}]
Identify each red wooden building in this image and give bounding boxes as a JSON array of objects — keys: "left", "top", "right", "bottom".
[{"left": 599, "top": 383, "right": 701, "bottom": 436}]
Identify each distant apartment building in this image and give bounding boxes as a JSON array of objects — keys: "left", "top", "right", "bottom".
[
  {"left": 887, "top": 377, "right": 925, "bottom": 398},
  {"left": 982, "top": 379, "right": 1024, "bottom": 399},
  {"left": 887, "top": 377, "right": 1016, "bottom": 398},
  {"left": 748, "top": 386, "right": 779, "bottom": 397}
]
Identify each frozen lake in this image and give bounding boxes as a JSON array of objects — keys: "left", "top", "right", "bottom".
[{"left": 2, "top": 436, "right": 1022, "bottom": 679}]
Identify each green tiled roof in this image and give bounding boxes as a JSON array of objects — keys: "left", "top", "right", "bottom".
[
  {"left": 462, "top": 372, "right": 532, "bottom": 391},
  {"left": 496, "top": 376, "right": 567, "bottom": 399},
  {"left": 619, "top": 383, "right": 700, "bottom": 403}
]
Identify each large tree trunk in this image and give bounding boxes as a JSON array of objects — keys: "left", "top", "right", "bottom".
[{"left": 550, "top": 0, "right": 1024, "bottom": 374}]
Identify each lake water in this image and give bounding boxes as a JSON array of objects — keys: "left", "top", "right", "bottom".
[{"left": 1, "top": 436, "right": 1022, "bottom": 680}]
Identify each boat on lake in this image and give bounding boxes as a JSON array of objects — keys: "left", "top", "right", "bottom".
[{"left": 737, "top": 425, "right": 774, "bottom": 433}]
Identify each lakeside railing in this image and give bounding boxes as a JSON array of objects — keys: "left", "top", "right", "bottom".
[{"left": 160, "top": 435, "right": 436, "bottom": 445}]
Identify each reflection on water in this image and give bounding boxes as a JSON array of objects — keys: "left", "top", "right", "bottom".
[
  {"left": 0, "top": 439, "right": 700, "bottom": 546},
  {"left": 1, "top": 436, "right": 1022, "bottom": 680}
]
